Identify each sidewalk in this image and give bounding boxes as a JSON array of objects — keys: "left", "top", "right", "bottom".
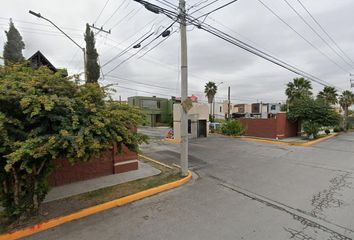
[{"left": 44, "top": 161, "right": 161, "bottom": 203}]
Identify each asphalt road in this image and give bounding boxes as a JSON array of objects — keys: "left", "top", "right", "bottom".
[{"left": 27, "top": 132, "right": 354, "bottom": 240}]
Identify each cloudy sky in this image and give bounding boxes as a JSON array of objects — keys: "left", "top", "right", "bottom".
[{"left": 1, "top": 0, "right": 354, "bottom": 103}]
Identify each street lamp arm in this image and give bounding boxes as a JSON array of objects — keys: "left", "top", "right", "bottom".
[{"left": 28, "top": 10, "right": 84, "bottom": 51}]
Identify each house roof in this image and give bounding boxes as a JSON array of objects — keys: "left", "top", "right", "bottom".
[{"left": 28, "top": 51, "right": 57, "bottom": 72}]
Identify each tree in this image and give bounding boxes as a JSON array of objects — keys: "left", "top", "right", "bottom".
[
  {"left": 339, "top": 90, "right": 354, "bottom": 130},
  {"left": 84, "top": 24, "right": 100, "bottom": 83},
  {"left": 0, "top": 63, "right": 147, "bottom": 219},
  {"left": 204, "top": 81, "right": 217, "bottom": 120},
  {"left": 317, "top": 86, "right": 338, "bottom": 105},
  {"left": 285, "top": 77, "right": 312, "bottom": 105},
  {"left": 287, "top": 98, "right": 340, "bottom": 138},
  {"left": 3, "top": 19, "right": 25, "bottom": 66}
]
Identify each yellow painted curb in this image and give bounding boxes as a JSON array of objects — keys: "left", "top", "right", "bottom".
[
  {"left": 296, "top": 133, "right": 338, "bottom": 147},
  {"left": 163, "top": 138, "right": 181, "bottom": 144},
  {"left": 239, "top": 137, "right": 290, "bottom": 146},
  {"left": 138, "top": 154, "right": 173, "bottom": 169},
  {"left": 0, "top": 171, "right": 192, "bottom": 240},
  {"left": 239, "top": 133, "right": 338, "bottom": 147}
]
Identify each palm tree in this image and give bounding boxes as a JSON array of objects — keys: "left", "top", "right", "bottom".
[
  {"left": 204, "top": 81, "right": 218, "bottom": 119},
  {"left": 339, "top": 90, "right": 354, "bottom": 130},
  {"left": 317, "top": 86, "right": 338, "bottom": 105},
  {"left": 285, "top": 77, "right": 313, "bottom": 105}
]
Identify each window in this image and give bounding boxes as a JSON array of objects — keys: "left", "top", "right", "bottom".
[
  {"left": 142, "top": 100, "right": 157, "bottom": 109},
  {"left": 271, "top": 105, "right": 276, "bottom": 111},
  {"left": 157, "top": 101, "right": 161, "bottom": 109},
  {"left": 220, "top": 106, "right": 222, "bottom": 113},
  {"left": 188, "top": 119, "right": 192, "bottom": 134}
]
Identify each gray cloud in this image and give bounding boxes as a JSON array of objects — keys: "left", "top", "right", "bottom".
[{"left": 1, "top": 0, "right": 354, "bottom": 104}]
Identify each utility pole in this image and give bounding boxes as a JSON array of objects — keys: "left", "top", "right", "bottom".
[
  {"left": 179, "top": 0, "right": 188, "bottom": 177},
  {"left": 350, "top": 74, "right": 354, "bottom": 88},
  {"left": 88, "top": 24, "right": 111, "bottom": 34},
  {"left": 228, "top": 86, "right": 231, "bottom": 120}
]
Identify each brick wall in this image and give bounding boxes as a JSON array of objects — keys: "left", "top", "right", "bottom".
[
  {"left": 48, "top": 144, "right": 138, "bottom": 187},
  {"left": 240, "top": 113, "right": 298, "bottom": 139}
]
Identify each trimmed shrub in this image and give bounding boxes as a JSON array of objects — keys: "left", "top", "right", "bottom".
[
  {"left": 333, "top": 126, "right": 341, "bottom": 132},
  {"left": 325, "top": 129, "right": 330, "bottom": 135},
  {"left": 303, "top": 121, "right": 321, "bottom": 139},
  {"left": 221, "top": 119, "right": 245, "bottom": 136}
]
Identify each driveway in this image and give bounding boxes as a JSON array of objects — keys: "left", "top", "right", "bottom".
[{"left": 27, "top": 132, "right": 354, "bottom": 240}]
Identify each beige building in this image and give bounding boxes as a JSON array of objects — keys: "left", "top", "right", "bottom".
[{"left": 173, "top": 102, "right": 209, "bottom": 141}]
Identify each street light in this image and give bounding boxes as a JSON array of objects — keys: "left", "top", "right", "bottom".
[{"left": 28, "top": 10, "right": 87, "bottom": 81}]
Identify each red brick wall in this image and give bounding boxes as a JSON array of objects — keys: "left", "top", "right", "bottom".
[
  {"left": 240, "top": 118, "right": 277, "bottom": 138},
  {"left": 240, "top": 113, "right": 298, "bottom": 139},
  {"left": 48, "top": 144, "right": 138, "bottom": 187}
]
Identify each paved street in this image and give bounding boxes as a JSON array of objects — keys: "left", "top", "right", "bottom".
[{"left": 27, "top": 132, "right": 354, "bottom": 240}]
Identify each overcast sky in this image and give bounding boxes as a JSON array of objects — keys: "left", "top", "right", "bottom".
[{"left": 1, "top": 0, "right": 354, "bottom": 103}]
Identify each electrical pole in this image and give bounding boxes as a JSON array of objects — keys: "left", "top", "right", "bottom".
[
  {"left": 179, "top": 0, "right": 188, "bottom": 177},
  {"left": 228, "top": 86, "right": 231, "bottom": 120}
]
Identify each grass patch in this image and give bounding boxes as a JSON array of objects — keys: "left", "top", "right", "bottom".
[{"left": 0, "top": 158, "right": 181, "bottom": 234}]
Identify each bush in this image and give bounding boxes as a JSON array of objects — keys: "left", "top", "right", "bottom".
[
  {"left": 303, "top": 121, "right": 321, "bottom": 139},
  {"left": 333, "top": 126, "right": 341, "bottom": 132},
  {"left": 0, "top": 64, "right": 148, "bottom": 219},
  {"left": 221, "top": 119, "right": 245, "bottom": 136},
  {"left": 325, "top": 129, "right": 330, "bottom": 135},
  {"left": 209, "top": 114, "right": 215, "bottom": 123}
]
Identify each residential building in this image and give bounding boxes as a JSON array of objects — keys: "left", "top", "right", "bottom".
[
  {"left": 27, "top": 50, "right": 68, "bottom": 76},
  {"left": 128, "top": 96, "right": 173, "bottom": 127},
  {"left": 267, "top": 103, "right": 282, "bottom": 115},
  {"left": 232, "top": 103, "right": 252, "bottom": 118},
  {"left": 173, "top": 102, "right": 209, "bottom": 141},
  {"left": 232, "top": 102, "right": 281, "bottom": 119}
]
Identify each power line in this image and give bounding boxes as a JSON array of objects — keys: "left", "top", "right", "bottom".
[
  {"left": 154, "top": 0, "right": 178, "bottom": 10},
  {"left": 110, "top": 7, "right": 142, "bottom": 30},
  {"left": 189, "top": 0, "right": 221, "bottom": 14},
  {"left": 255, "top": 0, "right": 349, "bottom": 74},
  {"left": 138, "top": 29, "right": 177, "bottom": 59},
  {"left": 102, "top": 0, "right": 128, "bottom": 27},
  {"left": 99, "top": 16, "right": 162, "bottom": 57},
  {"left": 194, "top": 0, "right": 240, "bottom": 20},
  {"left": 106, "top": 74, "right": 177, "bottom": 90},
  {"left": 104, "top": 21, "right": 177, "bottom": 74},
  {"left": 105, "top": 76, "right": 267, "bottom": 102},
  {"left": 296, "top": 0, "right": 354, "bottom": 67},
  {"left": 94, "top": 0, "right": 111, "bottom": 24},
  {"left": 282, "top": 0, "right": 353, "bottom": 70},
  {"left": 101, "top": 30, "right": 155, "bottom": 67},
  {"left": 0, "top": 17, "right": 82, "bottom": 32},
  {"left": 148, "top": 1, "right": 342, "bottom": 89}
]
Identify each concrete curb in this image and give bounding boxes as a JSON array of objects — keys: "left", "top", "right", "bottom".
[
  {"left": 238, "top": 133, "right": 339, "bottom": 147},
  {"left": 138, "top": 154, "right": 173, "bottom": 169},
  {"left": 0, "top": 170, "right": 192, "bottom": 240}
]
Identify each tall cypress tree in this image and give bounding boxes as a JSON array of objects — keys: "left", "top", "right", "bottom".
[
  {"left": 84, "top": 24, "right": 100, "bottom": 83},
  {"left": 3, "top": 19, "right": 25, "bottom": 66}
]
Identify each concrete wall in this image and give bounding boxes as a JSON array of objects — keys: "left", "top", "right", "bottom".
[
  {"left": 173, "top": 103, "right": 209, "bottom": 141},
  {"left": 48, "top": 144, "right": 138, "bottom": 187},
  {"left": 240, "top": 112, "right": 298, "bottom": 139}
]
